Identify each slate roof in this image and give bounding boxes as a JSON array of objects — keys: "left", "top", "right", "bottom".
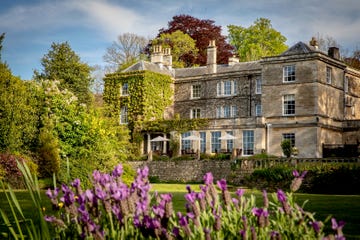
[
  {"left": 174, "top": 61, "right": 261, "bottom": 78},
  {"left": 280, "top": 41, "right": 320, "bottom": 56},
  {"left": 122, "top": 60, "right": 174, "bottom": 77}
]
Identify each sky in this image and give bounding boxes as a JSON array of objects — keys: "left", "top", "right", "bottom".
[{"left": 1, "top": 0, "right": 360, "bottom": 80}]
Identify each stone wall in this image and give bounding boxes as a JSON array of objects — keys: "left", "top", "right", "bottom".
[{"left": 128, "top": 160, "right": 236, "bottom": 183}]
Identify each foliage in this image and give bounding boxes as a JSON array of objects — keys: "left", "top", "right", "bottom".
[
  {"left": 281, "top": 139, "right": 292, "bottom": 158},
  {"left": 0, "top": 161, "right": 51, "bottom": 239},
  {"left": 155, "top": 14, "right": 234, "bottom": 66},
  {"left": 0, "top": 32, "right": 4, "bottom": 60},
  {"left": 228, "top": 18, "right": 288, "bottom": 61},
  {"left": 39, "top": 80, "right": 132, "bottom": 185},
  {"left": 34, "top": 41, "right": 94, "bottom": 104},
  {"left": 0, "top": 64, "right": 40, "bottom": 153},
  {"left": 0, "top": 153, "right": 38, "bottom": 189},
  {"left": 42, "top": 164, "right": 344, "bottom": 239},
  {"left": 103, "top": 33, "right": 148, "bottom": 72},
  {"left": 152, "top": 30, "right": 199, "bottom": 68},
  {"left": 243, "top": 163, "right": 360, "bottom": 194}
]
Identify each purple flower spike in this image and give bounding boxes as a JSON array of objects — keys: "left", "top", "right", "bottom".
[
  {"left": 300, "top": 170, "right": 308, "bottom": 178},
  {"left": 112, "top": 164, "right": 123, "bottom": 177},
  {"left": 71, "top": 178, "right": 80, "bottom": 188},
  {"left": 310, "top": 221, "right": 322, "bottom": 233},
  {"left": 292, "top": 170, "right": 299, "bottom": 177},
  {"left": 203, "top": 172, "right": 213, "bottom": 185},
  {"left": 277, "top": 189, "right": 287, "bottom": 203},
  {"left": 217, "top": 179, "right": 227, "bottom": 191},
  {"left": 331, "top": 218, "right": 345, "bottom": 230},
  {"left": 236, "top": 188, "right": 245, "bottom": 197}
]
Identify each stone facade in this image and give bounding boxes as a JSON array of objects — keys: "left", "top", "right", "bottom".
[{"left": 104, "top": 40, "right": 360, "bottom": 158}]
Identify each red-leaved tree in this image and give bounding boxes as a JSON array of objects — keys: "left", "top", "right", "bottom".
[{"left": 154, "top": 15, "right": 234, "bottom": 67}]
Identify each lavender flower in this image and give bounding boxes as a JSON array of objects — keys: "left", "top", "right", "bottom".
[
  {"left": 112, "top": 164, "right": 123, "bottom": 177},
  {"left": 262, "top": 189, "right": 269, "bottom": 208},
  {"left": 310, "top": 221, "right": 323, "bottom": 234},
  {"left": 216, "top": 179, "right": 227, "bottom": 191},
  {"left": 291, "top": 170, "right": 308, "bottom": 192},
  {"left": 203, "top": 172, "right": 213, "bottom": 185}
]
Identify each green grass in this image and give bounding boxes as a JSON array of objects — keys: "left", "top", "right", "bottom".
[{"left": 1, "top": 185, "right": 360, "bottom": 239}]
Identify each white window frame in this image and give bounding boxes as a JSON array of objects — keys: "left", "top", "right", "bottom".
[
  {"left": 216, "top": 106, "right": 222, "bottom": 118},
  {"left": 121, "top": 83, "right": 129, "bottom": 96},
  {"left": 255, "top": 104, "right": 262, "bottom": 116},
  {"left": 191, "top": 108, "right": 201, "bottom": 119},
  {"left": 255, "top": 78, "right": 262, "bottom": 94},
  {"left": 283, "top": 65, "right": 296, "bottom": 82},
  {"left": 243, "top": 130, "right": 254, "bottom": 155},
  {"left": 231, "top": 105, "right": 238, "bottom": 117},
  {"left": 223, "top": 105, "right": 231, "bottom": 118},
  {"left": 326, "top": 67, "right": 332, "bottom": 84},
  {"left": 282, "top": 133, "right": 295, "bottom": 147},
  {"left": 283, "top": 94, "right": 295, "bottom": 116},
  {"left": 191, "top": 84, "right": 201, "bottom": 99},
  {"left": 120, "top": 106, "right": 128, "bottom": 124},
  {"left": 217, "top": 80, "right": 238, "bottom": 96},
  {"left": 211, "top": 131, "right": 221, "bottom": 153}
]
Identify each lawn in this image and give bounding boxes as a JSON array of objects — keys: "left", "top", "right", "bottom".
[{"left": 1, "top": 184, "right": 359, "bottom": 238}]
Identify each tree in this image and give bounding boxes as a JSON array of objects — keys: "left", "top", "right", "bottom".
[
  {"left": 344, "top": 49, "right": 360, "bottom": 69},
  {"left": 34, "top": 42, "right": 94, "bottom": 104},
  {"left": 0, "top": 63, "right": 39, "bottom": 152},
  {"left": 152, "top": 30, "right": 199, "bottom": 68},
  {"left": 155, "top": 14, "right": 233, "bottom": 66},
  {"left": 0, "top": 33, "right": 5, "bottom": 61},
  {"left": 228, "top": 18, "right": 288, "bottom": 61},
  {"left": 103, "top": 33, "right": 148, "bottom": 72}
]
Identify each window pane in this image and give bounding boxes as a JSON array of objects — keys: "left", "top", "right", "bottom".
[
  {"left": 224, "top": 81, "right": 231, "bottom": 95},
  {"left": 200, "top": 132, "right": 206, "bottom": 153},
  {"left": 192, "top": 84, "right": 201, "bottom": 98},
  {"left": 223, "top": 105, "right": 230, "bottom": 118},
  {"left": 217, "top": 82, "right": 222, "bottom": 96},
  {"left": 211, "top": 131, "right": 221, "bottom": 153},
  {"left": 233, "top": 80, "right": 238, "bottom": 95},
  {"left": 120, "top": 106, "right": 128, "bottom": 124},
  {"left": 283, "top": 94, "right": 295, "bottom": 115},
  {"left": 326, "top": 67, "right": 332, "bottom": 84},
  {"left": 191, "top": 109, "right": 201, "bottom": 119},
  {"left": 231, "top": 106, "right": 238, "bottom": 117},
  {"left": 181, "top": 132, "right": 191, "bottom": 151},
  {"left": 255, "top": 104, "right": 262, "bottom": 116},
  {"left": 121, "top": 83, "right": 128, "bottom": 95},
  {"left": 256, "top": 78, "right": 262, "bottom": 94},
  {"left": 243, "top": 130, "right": 254, "bottom": 155},
  {"left": 216, "top": 106, "right": 222, "bottom": 118},
  {"left": 226, "top": 131, "right": 234, "bottom": 152},
  {"left": 283, "top": 65, "right": 295, "bottom": 82},
  {"left": 282, "top": 133, "right": 295, "bottom": 147}
]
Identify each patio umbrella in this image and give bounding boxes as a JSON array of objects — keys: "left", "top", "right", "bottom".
[
  {"left": 150, "top": 136, "right": 170, "bottom": 142},
  {"left": 219, "top": 133, "right": 237, "bottom": 140}
]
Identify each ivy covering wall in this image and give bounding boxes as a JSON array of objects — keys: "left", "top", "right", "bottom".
[{"left": 104, "top": 70, "right": 173, "bottom": 121}]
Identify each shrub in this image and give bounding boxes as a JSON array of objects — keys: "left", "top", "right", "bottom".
[
  {"left": 0, "top": 153, "right": 38, "bottom": 188},
  {"left": 42, "top": 164, "right": 344, "bottom": 239},
  {"left": 281, "top": 139, "right": 292, "bottom": 158}
]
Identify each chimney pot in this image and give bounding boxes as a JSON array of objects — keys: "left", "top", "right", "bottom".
[{"left": 328, "top": 47, "right": 340, "bottom": 59}]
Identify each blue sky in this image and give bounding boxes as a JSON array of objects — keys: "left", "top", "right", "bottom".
[{"left": 1, "top": 0, "right": 360, "bottom": 80}]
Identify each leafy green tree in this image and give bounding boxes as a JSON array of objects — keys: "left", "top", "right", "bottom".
[
  {"left": 152, "top": 30, "right": 199, "bottom": 68},
  {"left": 228, "top": 18, "right": 288, "bottom": 61},
  {"left": 34, "top": 42, "right": 94, "bottom": 104},
  {"left": 0, "top": 63, "right": 39, "bottom": 152}
]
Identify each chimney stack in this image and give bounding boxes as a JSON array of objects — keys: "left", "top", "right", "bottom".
[
  {"left": 328, "top": 47, "right": 340, "bottom": 60},
  {"left": 228, "top": 55, "right": 239, "bottom": 66},
  {"left": 163, "top": 47, "right": 172, "bottom": 69},
  {"left": 151, "top": 44, "right": 164, "bottom": 67},
  {"left": 207, "top": 40, "right": 217, "bottom": 74}
]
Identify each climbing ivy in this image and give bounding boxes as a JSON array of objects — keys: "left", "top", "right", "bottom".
[{"left": 104, "top": 70, "right": 209, "bottom": 156}]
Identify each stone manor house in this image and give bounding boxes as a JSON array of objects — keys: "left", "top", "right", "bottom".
[{"left": 104, "top": 39, "right": 360, "bottom": 158}]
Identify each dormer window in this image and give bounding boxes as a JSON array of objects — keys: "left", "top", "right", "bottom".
[{"left": 283, "top": 65, "right": 296, "bottom": 82}]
